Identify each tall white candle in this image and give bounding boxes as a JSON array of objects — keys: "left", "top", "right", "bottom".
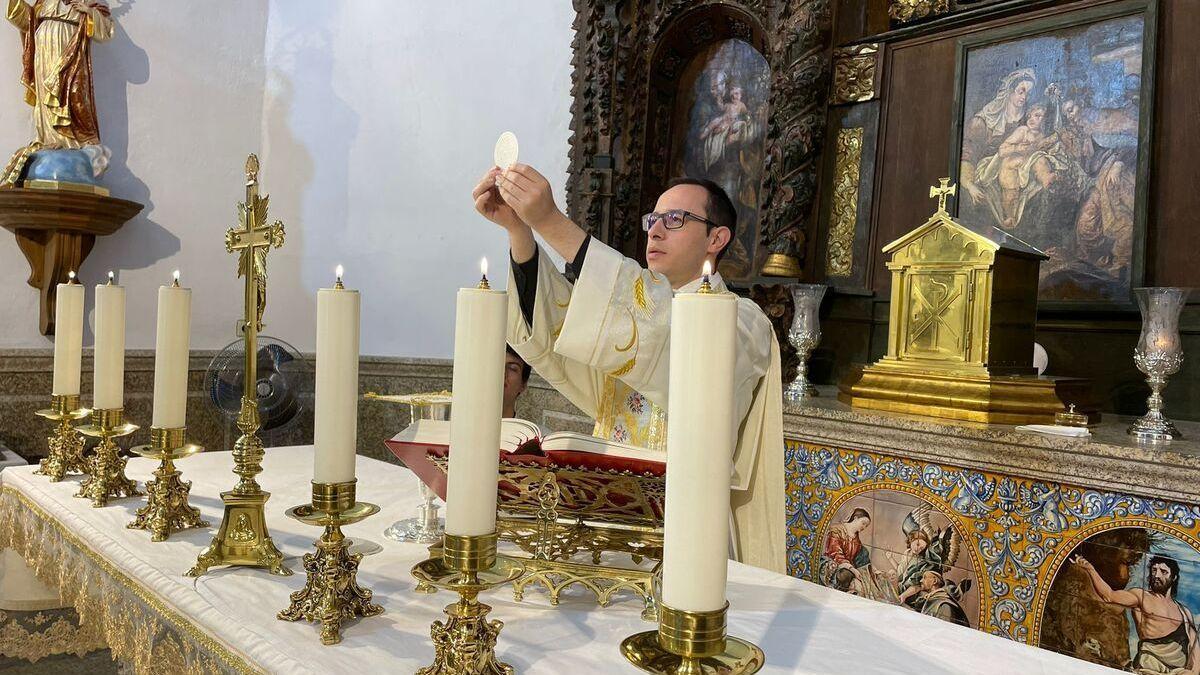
[
  {"left": 151, "top": 271, "right": 192, "bottom": 429},
  {"left": 313, "top": 265, "right": 361, "bottom": 484},
  {"left": 661, "top": 267, "right": 739, "bottom": 612},
  {"left": 445, "top": 258, "right": 507, "bottom": 536},
  {"left": 92, "top": 273, "right": 126, "bottom": 409},
  {"left": 51, "top": 272, "right": 84, "bottom": 397}
]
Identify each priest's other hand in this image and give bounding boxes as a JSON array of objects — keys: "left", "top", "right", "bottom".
[
  {"left": 496, "top": 164, "right": 562, "bottom": 231},
  {"left": 473, "top": 168, "right": 525, "bottom": 232}
]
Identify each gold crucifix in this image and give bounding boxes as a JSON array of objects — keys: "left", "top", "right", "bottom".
[
  {"left": 189, "top": 154, "right": 291, "bottom": 578},
  {"left": 226, "top": 154, "right": 285, "bottom": 335},
  {"left": 929, "top": 178, "right": 957, "bottom": 214}
]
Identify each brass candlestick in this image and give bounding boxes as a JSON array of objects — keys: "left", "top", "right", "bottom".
[
  {"left": 412, "top": 533, "right": 524, "bottom": 675},
  {"left": 33, "top": 394, "right": 91, "bottom": 481},
  {"left": 128, "top": 427, "right": 209, "bottom": 541},
  {"left": 76, "top": 408, "right": 141, "bottom": 507},
  {"left": 187, "top": 154, "right": 291, "bottom": 578},
  {"left": 621, "top": 603, "right": 765, "bottom": 675},
  {"left": 278, "top": 480, "right": 384, "bottom": 645}
]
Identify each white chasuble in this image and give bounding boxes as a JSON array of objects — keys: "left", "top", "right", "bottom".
[{"left": 506, "top": 238, "right": 786, "bottom": 573}]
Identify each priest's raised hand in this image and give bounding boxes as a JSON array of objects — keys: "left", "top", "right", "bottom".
[
  {"left": 494, "top": 164, "right": 588, "bottom": 264},
  {"left": 472, "top": 167, "right": 523, "bottom": 231},
  {"left": 472, "top": 167, "right": 538, "bottom": 263}
]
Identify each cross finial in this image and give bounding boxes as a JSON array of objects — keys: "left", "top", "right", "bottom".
[{"left": 929, "top": 178, "right": 957, "bottom": 213}]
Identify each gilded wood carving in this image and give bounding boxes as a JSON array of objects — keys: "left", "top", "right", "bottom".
[{"left": 825, "top": 127, "right": 863, "bottom": 277}]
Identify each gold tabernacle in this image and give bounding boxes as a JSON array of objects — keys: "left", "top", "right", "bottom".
[
  {"left": 839, "top": 178, "right": 1096, "bottom": 424},
  {"left": 621, "top": 603, "right": 765, "bottom": 675},
  {"left": 278, "top": 480, "right": 384, "bottom": 645},
  {"left": 32, "top": 394, "right": 90, "bottom": 481},
  {"left": 128, "top": 427, "right": 209, "bottom": 541},
  {"left": 75, "top": 407, "right": 140, "bottom": 507},
  {"left": 188, "top": 154, "right": 291, "bottom": 578},
  {"left": 412, "top": 532, "right": 524, "bottom": 675}
]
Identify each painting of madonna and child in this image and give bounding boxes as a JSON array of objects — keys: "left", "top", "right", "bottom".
[
  {"left": 953, "top": 10, "right": 1152, "bottom": 306},
  {"left": 1041, "top": 527, "right": 1200, "bottom": 674},
  {"left": 818, "top": 490, "right": 981, "bottom": 629},
  {"left": 669, "top": 39, "right": 771, "bottom": 282}
]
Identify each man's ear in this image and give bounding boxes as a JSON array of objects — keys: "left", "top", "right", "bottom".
[{"left": 708, "top": 226, "right": 732, "bottom": 256}]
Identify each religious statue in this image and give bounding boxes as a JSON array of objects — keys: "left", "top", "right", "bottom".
[
  {"left": 7, "top": 0, "right": 112, "bottom": 147},
  {"left": 3, "top": 0, "right": 113, "bottom": 187}
]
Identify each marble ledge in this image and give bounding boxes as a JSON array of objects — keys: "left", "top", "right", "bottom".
[{"left": 784, "top": 386, "right": 1200, "bottom": 504}]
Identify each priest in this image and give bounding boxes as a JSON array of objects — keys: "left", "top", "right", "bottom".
[{"left": 472, "top": 163, "right": 785, "bottom": 573}]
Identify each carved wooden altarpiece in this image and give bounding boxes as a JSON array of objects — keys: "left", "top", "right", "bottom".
[{"left": 564, "top": 0, "right": 834, "bottom": 283}]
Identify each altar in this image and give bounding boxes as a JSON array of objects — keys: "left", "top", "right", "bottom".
[
  {"left": 783, "top": 390, "right": 1200, "bottom": 667},
  {"left": 0, "top": 445, "right": 1118, "bottom": 674}
]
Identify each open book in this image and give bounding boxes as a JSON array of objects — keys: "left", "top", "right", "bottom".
[
  {"left": 391, "top": 418, "right": 665, "bottom": 464},
  {"left": 384, "top": 418, "right": 666, "bottom": 508}
]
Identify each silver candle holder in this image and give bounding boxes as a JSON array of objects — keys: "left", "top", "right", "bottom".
[
  {"left": 1129, "top": 287, "right": 1191, "bottom": 443},
  {"left": 784, "top": 283, "right": 827, "bottom": 402}
]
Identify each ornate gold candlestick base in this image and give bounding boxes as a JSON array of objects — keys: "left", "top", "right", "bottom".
[
  {"left": 186, "top": 422, "right": 291, "bottom": 577},
  {"left": 412, "top": 533, "right": 524, "bottom": 675},
  {"left": 128, "top": 427, "right": 210, "bottom": 541},
  {"left": 33, "top": 394, "right": 91, "bottom": 481},
  {"left": 76, "top": 408, "right": 140, "bottom": 507},
  {"left": 278, "top": 480, "right": 384, "bottom": 645},
  {"left": 621, "top": 603, "right": 764, "bottom": 675}
]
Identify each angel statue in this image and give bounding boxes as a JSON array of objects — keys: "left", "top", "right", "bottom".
[
  {"left": 3, "top": 0, "right": 114, "bottom": 186},
  {"left": 886, "top": 504, "right": 972, "bottom": 615}
]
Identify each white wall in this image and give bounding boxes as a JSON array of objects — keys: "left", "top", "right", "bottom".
[{"left": 0, "top": 1, "right": 575, "bottom": 357}]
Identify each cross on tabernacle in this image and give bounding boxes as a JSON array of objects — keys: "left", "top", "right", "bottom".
[{"left": 929, "top": 178, "right": 957, "bottom": 214}]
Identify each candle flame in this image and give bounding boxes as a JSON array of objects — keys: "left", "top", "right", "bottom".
[
  {"left": 68, "top": 270, "right": 76, "bottom": 280},
  {"left": 480, "top": 257, "right": 489, "bottom": 277},
  {"left": 702, "top": 261, "right": 713, "bottom": 277},
  {"left": 107, "top": 270, "right": 114, "bottom": 285},
  {"left": 336, "top": 264, "right": 344, "bottom": 279},
  {"left": 173, "top": 269, "right": 180, "bottom": 281},
  {"left": 334, "top": 264, "right": 345, "bottom": 289}
]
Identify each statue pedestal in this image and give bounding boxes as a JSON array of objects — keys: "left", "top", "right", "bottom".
[{"left": 0, "top": 187, "right": 142, "bottom": 334}]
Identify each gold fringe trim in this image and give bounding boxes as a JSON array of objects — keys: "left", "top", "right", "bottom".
[{"left": 0, "top": 486, "right": 263, "bottom": 675}]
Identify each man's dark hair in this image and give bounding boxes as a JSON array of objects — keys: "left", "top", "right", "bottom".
[
  {"left": 664, "top": 177, "right": 737, "bottom": 263},
  {"left": 506, "top": 345, "right": 531, "bottom": 383},
  {"left": 1149, "top": 555, "right": 1180, "bottom": 597}
]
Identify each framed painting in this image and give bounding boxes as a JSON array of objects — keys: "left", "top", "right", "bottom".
[
  {"left": 948, "top": 0, "right": 1157, "bottom": 311},
  {"left": 666, "top": 38, "right": 772, "bottom": 282}
]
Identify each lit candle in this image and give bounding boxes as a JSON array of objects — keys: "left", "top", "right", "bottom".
[
  {"left": 445, "top": 257, "right": 507, "bottom": 536},
  {"left": 92, "top": 271, "right": 126, "bottom": 409},
  {"left": 51, "top": 271, "right": 84, "bottom": 397},
  {"left": 313, "top": 264, "right": 361, "bottom": 484},
  {"left": 660, "top": 266, "right": 739, "bottom": 612},
  {"left": 151, "top": 271, "right": 192, "bottom": 429}
]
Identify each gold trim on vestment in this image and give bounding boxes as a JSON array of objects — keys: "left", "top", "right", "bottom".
[{"left": 0, "top": 485, "right": 263, "bottom": 675}]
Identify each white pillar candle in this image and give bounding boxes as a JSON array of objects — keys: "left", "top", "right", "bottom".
[
  {"left": 151, "top": 271, "right": 192, "bottom": 429},
  {"left": 92, "top": 273, "right": 126, "bottom": 409},
  {"left": 445, "top": 259, "right": 507, "bottom": 536},
  {"left": 661, "top": 274, "right": 739, "bottom": 613},
  {"left": 313, "top": 265, "right": 361, "bottom": 484},
  {"left": 51, "top": 272, "right": 84, "bottom": 397}
]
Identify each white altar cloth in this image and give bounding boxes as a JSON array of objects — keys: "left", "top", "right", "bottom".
[{"left": 0, "top": 446, "right": 1116, "bottom": 674}]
